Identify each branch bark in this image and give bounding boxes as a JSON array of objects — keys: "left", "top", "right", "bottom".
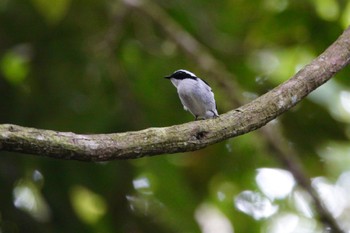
[{"left": 0, "top": 26, "right": 349, "bottom": 161}]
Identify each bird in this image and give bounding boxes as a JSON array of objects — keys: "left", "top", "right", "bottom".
[{"left": 165, "top": 69, "right": 219, "bottom": 120}]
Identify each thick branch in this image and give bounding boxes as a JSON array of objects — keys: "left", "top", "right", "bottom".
[
  {"left": 137, "top": 4, "right": 349, "bottom": 231},
  {"left": 0, "top": 26, "right": 349, "bottom": 161}
]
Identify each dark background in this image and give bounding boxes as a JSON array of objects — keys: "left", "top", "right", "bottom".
[{"left": 1, "top": 0, "right": 350, "bottom": 232}]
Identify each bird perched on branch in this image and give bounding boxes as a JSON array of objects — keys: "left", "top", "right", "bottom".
[{"left": 165, "top": 69, "right": 219, "bottom": 120}]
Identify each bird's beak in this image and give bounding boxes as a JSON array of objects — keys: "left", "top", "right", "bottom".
[{"left": 164, "top": 76, "right": 171, "bottom": 79}]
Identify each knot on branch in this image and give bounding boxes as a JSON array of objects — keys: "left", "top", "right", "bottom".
[
  {"left": 7, "top": 124, "right": 18, "bottom": 132},
  {"left": 194, "top": 131, "right": 209, "bottom": 140}
]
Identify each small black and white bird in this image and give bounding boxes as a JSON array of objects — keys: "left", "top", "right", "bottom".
[{"left": 165, "top": 69, "right": 218, "bottom": 120}]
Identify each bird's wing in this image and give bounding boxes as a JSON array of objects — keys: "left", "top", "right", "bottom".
[{"left": 199, "top": 78, "right": 212, "bottom": 92}]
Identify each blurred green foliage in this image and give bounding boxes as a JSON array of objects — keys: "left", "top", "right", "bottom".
[
  {"left": 1, "top": 0, "right": 350, "bottom": 233},
  {"left": 0, "top": 48, "right": 30, "bottom": 85}
]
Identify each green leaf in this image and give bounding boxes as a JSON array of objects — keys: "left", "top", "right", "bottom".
[
  {"left": 313, "top": 0, "right": 339, "bottom": 21},
  {"left": 70, "top": 186, "right": 107, "bottom": 225},
  {"left": 341, "top": 1, "right": 350, "bottom": 29},
  {"left": 31, "top": 0, "right": 71, "bottom": 24},
  {"left": 1, "top": 50, "right": 30, "bottom": 85}
]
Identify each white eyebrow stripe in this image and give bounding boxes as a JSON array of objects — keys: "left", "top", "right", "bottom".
[{"left": 177, "top": 69, "right": 197, "bottom": 77}]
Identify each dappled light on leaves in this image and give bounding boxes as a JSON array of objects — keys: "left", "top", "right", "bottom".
[
  {"left": 225, "top": 142, "right": 233, "bottom": 153},
  {"left": 209, "top": 175, "right": 236, "bottom": 205},
  {"left": 1, "top": 45, "right": 32, "bottom": 86},
  {"left": 132, "top": 176, "right": 153, "bottom": 195},
  {"left": 195, "top": 204, "right": 234, "bottom": 233},
  {"left": 318, "top": 142, "right": 350, "bottom": 175},
  {"left": 263, "top": 0, "right": 289, "bottom": 12},
  {"left": 292, "top": 190, "right": 314, "bottom": 218},
  {"left": 313, "top": 144, "right": 350, "bottom": 231},
  {"left": 233, "top": 166, "right": 350, "bottom": 232},
  {"left": 32, "top": 170, "right": 44, "bottom": 184},
  {"left": 340, "top": 91, "right": 350, "bottom": 116},
  {"left": 309, "top": 174, "right": 350, "bottom": 231},
  {"left": 248, "top": 47, "right": 315, "bottom": 84},
  {"left": 235, "top": 168, "right": 296, "bottom": 220},
  {"left": 31, "top": 0, "right": 71, "bottom": 24},
  {"left": 265, "top": 213, "right": 322, "bottom": 233},
  {"left": 126, "top": 194, "right": 165, "bottom": 217},
  {"left": 235, "top": 190, "right": 278, "bottom": 220},
  {"left": 126, "top": 175, "right": 165, "bottom": 216},
  {"left": 308, "top": 80, "right": 350, "bottom": 123},
  {"left": 69, "top": 186, "right": 107, "bottom": 225},
  {"left": 341, "top": 2, "right": 350, "bottom": 28},
  {"left": 312, "top": 177, "right": 346, "bottom": 218},
  {"left": 256, "top": 168, "right": 295, "bottom": 200},
  {"left": 13, "top": 176, "right": 50, "bottom": 222},
  {"left": 248, "top": 50, "right": 280, "bottom": 76},
  {"left": 312, "top": 0, "right": 339, "bottom": 21}
]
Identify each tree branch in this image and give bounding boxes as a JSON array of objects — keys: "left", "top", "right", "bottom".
[
  {"left": 0, "top": 26, "right": 349, "bottom": 161},
  {"left": 133, "top": 3, "right": 349, "bottom": 231}
]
